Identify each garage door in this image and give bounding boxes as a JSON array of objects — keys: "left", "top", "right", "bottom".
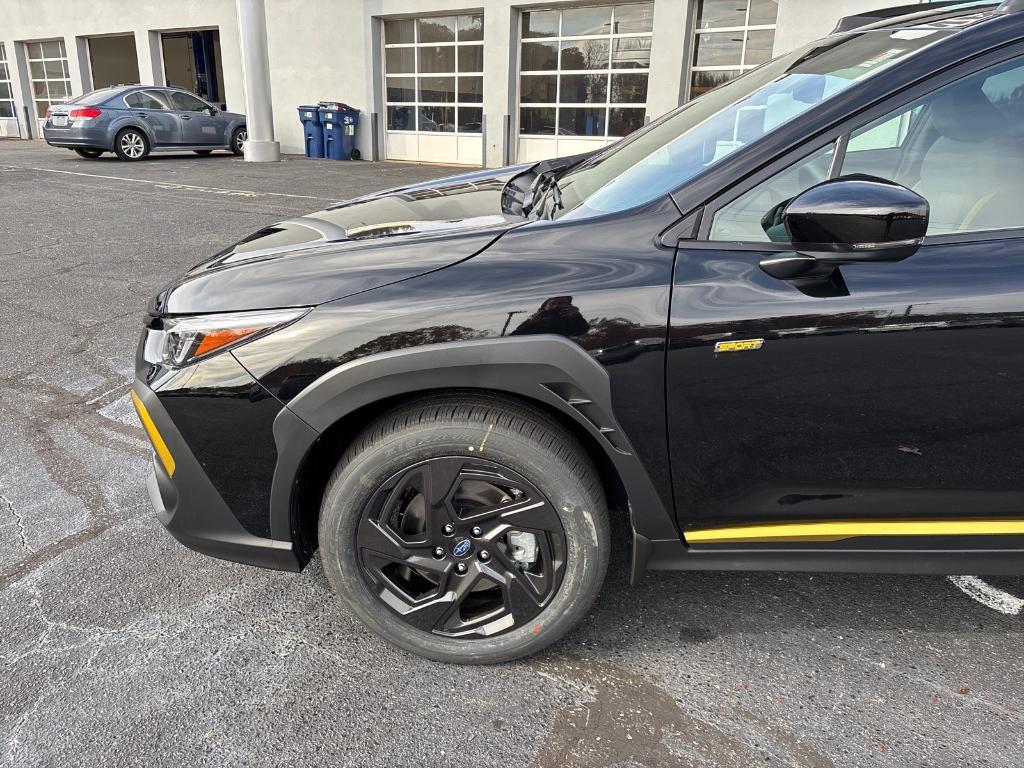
[
  {"left": 383, "top": 14, "right": 484, "bottom": 165},
  {"left": 517, "top": 3, "right": 652, "bottom": 164}
]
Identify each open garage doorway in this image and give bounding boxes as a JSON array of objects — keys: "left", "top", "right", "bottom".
[
  {"left": 88, "top": 35, "right": 140, "bottom": 89},
  {"left": 161, "top": 30, "right": 225, "bottom": 107}
]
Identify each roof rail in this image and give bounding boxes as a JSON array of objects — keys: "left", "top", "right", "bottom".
[{"left": 832, "top": 1, "right": 984, "bottom": 32}]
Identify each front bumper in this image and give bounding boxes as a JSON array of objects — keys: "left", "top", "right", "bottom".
[{"left": 132, "top": 380, "right": 302, "bottom": 571}]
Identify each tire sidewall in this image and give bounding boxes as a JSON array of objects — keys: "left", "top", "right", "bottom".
[
  {"left": 231, "top": 127, "right": 246, "bottom": 156},
  {"left": 319, "top": 421, "right": 608, "bottom": 664}
]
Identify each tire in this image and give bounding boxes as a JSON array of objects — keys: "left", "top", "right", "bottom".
[
  {"left": 318, "top": 392, "right": 609, "bottom": 664},
  {"left": 113, "top": 128, "right": 149, "bottom": 161},
  {"left": 230, "top": 126, "right": 246, "bottom": 156},
  {"left": 194, "top": 149, "right": 214, "bottom": 156},
  {"left": 351, "top": 148, "right": 361, "bottom": 160},
  {"left": 73, "top": 148, "right": 103, "bottom": 159}
]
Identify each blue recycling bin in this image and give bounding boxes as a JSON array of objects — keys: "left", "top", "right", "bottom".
[
  {"left": 319, "top": 102, "right": 360, "bottom": 161},
  {"left": 297, "top": 105, "right": 324, "bottom": 158}
]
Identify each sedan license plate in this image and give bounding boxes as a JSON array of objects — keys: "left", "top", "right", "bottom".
[{"left": 52, "top": 115, "right": 68, "bottom": 127}]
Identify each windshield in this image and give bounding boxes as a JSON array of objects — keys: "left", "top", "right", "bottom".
[{"left": 553, "top": 26, "right": 957, "bottom": 219}]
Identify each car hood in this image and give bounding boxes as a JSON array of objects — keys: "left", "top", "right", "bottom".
[{"left": 149, "top": 164, "right": 531, "bottom": 315}]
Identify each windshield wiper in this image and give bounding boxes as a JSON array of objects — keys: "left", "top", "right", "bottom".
[{"left": 522, "top": 169, "right": 564, "bottom": 220}]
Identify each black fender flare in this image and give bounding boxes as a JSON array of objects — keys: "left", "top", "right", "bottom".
[{"left": 268, "top": 335, "right": 679, "bottom": 576}]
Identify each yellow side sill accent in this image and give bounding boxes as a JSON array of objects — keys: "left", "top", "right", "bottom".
[
  {"left": 131, "top": 390, "right": 176, "bottom": 478},
  {"left": 686, "top": 518, "right": 1024, "bottom": 545}
]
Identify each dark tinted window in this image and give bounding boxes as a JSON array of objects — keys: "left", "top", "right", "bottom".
[
  {"left": 170, "top": 91, "right": 210, "bottom": 112},
  {"left": 125, "top": 90, "right": 169, "bottom": 110},
  {"left": 70, "top": 87, "right": 122, "bottom": 106}
]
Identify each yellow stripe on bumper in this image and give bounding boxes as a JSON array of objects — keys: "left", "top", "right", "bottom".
[
  {"left": 686, "top": 518, "right": 1024, "bottom": 545},
  {"left": 131, "top": 390, "right": 176, "bottom": 478}
]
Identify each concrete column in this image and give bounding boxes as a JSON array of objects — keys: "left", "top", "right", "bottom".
[
  {"left": 482, "top": 6, "right": 516, "bottom": 168},
  {"left": 646, "top": 0, "right": 694, "bottom": 119},
  {"left": 67, "top": 36, "right": 92, "bottom": 97},
  {"left": 136, "top": 30, "right": 163, "bottom": 86},
  {"left": 235, "top": 0, "right": 279, "bottom": 161}
]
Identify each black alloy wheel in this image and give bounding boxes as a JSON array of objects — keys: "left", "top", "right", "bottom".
[
  {"left": 356, "top": 457, "right": 566, "bottom": 638},
  {"left": 318, "top": 393, "right": 609, "bottom": 664}
]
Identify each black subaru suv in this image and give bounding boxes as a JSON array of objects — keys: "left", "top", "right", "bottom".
[{"left": 135, "top": 1, "right": 1024, "bottom": 663}]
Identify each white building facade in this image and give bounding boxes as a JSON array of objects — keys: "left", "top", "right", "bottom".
[{"left": 0, "top": 0, "right": 917, "bottom": 166}]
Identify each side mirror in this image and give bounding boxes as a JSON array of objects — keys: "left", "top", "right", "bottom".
[
  {"left": 759, "top": 175, "right": 929, "bottom": 289},
  {"left": 208, "top": 106, "right": 218, "bottom": 116}
]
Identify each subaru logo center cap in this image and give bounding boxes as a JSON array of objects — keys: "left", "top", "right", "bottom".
[{"left": 451, "top": 538, "right": 473, "bottom": 559}]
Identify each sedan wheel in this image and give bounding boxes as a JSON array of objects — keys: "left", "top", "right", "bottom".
[
  {"left": 231, "top": 127, "right": 247, "bottom": 156},
  {"left": 114, "top": 129, "right": 148, "bottom": 161}
]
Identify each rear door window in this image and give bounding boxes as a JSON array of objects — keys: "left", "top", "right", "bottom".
[{"left": 125, "top": 90, "right": 170, "bottom": 110}]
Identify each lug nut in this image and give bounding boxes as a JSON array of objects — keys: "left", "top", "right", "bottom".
[
  {"left": 433, "top": 546, "right": 445, "bottom": 559},
  {"left": 442, "top": 523, "right": 455, "bottom": 536},
  {"left": 478, "top": 550, "right": 490, "bottom": 562},
  {"left": 471, "top": 526, "right": 483, "bottom": 537},
  {"left": 455, "top": 562, "right": 468, "bottom": 574}
]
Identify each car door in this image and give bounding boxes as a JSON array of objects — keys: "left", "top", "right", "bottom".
[
  {"left": 124, "top": 90, "right": 180, "bottom": 147},
  {"left": 169, "top": 90, "right": 222, "bottom": 146},
  {"left": 667, "top": 51, "right": 1024, "bottom": 545}
]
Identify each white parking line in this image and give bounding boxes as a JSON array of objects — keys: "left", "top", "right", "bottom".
[
  {"left": 948, "top": 575, "right": 1024, "bottom": 615},
  {"left": 13, "top": 165, "right": 339, "bottom": 202}
]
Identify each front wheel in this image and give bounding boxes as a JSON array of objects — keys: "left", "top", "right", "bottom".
[
  {"left": 74, "top": 148, "right": 103, "bottom": 159},
  {"left": 318, "top": 393, "right": 609, "bottom": 664},
  {"left": 230, "top": 127, "right": 246, "bottom": 156},
  {"left": 113, "top": 128, "right": 149, "bottom": 161}
]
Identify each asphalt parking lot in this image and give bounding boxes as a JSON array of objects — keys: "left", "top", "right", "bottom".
[{"left": 1, "top": 139, "right": 1023, "bottom": 767}]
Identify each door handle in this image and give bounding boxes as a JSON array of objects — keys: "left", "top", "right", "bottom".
[{"left": 181, "top": 114, "right": 191, "bottom": 120}]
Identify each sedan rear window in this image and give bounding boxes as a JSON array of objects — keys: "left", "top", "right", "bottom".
[{"left": 69, "top": 87, "right": 122, "bottom": 106}]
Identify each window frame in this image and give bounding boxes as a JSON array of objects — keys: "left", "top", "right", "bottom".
[
  {"left": 696, "top": 42, "right": 1024, "bottom": 250},
  {"left": 0, "top": 43, "right": 16, "bottom": 120},
  {"left": 381, "top": 13, "right": 485, "bottom": 135},
  {"left": 517, "top": 3, "right": 653, "bottom": 140},
  {"left": 688, "top": 1, "right": 779, "bottom": 100},
  {"left": 26, "top": 39, "right": 71, "bottom": 119}
]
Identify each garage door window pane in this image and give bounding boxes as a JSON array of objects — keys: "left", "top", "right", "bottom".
[
  {"left": 696, "top": 0, "right": 745, "bottom": 28},
  {"left": 419, "top": 17, "right": 456, "bottom": 44},
  {"left": 690, "top": 69, "right": 740, "bottom": 96},
  {"left": 522, "top": 41, "right": 558, "bottom": 71},
  {"left": 612, "top": 37, "right": 651, "bottom": 69},
  {"left": 749, "top": 0, "right": 780, "bottom": 25},
  {"left": 0, "top": 63, "right": 8, "bottom": 81},
  {"left": 560, "top": 73, "right": 607, "bottom": 104},
  {"left": 0, "top": 83, "right": 10, "bottom": 100},
  {"left": 387, "top": 105, "right": 415, "bottom": 130},
  {"left": 385, "top": 47, "right": 415, "bottom": 74},
  {"left": 613, "top": 3, "right": 654, "bottom": 33},
  {"left": 458, "top": 15, "right": 484, "bottom": 42},
  {"left": 521, "top": 74, "right": 557, "bottom": 103},
  {"left": 457, "top": 45, "right": 483, "bottom": 73},
  {"left": 560, "top": 107, "right": 606, "bottom": 136},
  {"left": 0, "top": 102, "right": 13, "bottom": 118},
  {"left": 457, "top": 76, "right": 483, "bottom": 103},
  {"left": 562, "top": 6, "right": 612, "bottom": 36},
  {"left": 610, "top": 73, "right": 647, "bottom": 103},
  {"left": 694, "top": 32, "right": 743, "bottom": 67},
  {"left": 44, "top": 40, "right": 65, "bottom": 58},
  {"left": 33, "top": 82, "right": 47, "bottom": 98},
  {"left": 523, "top": 11, "right": 559, "bottom": 38},
  {"left": 560, "top": 40, "right": 610, "bottom": 70},
  {"left": 419, "top": 76, "right": 455, "bottom": 103},
  {"left": 47, "top": 80, "right": 68, "bottom": 100},
  {"left": 520, "top": 107, "right": 556, "bottom": 134},
  {"left": 419, "top": 105, "right": 455, "bottom": 131},
  {"left": 30, "top": 61, "right": 44, "bottom": 79},
  {"left": 384, "top": 19, "right": 415, "bottom": 44},
  {"left": 419, "top": 46, "right": 455, "bottom": 73},
  {"left": 608, "top": 107, "right": 645, "bottom": 136},
  {"left": 386, "top": 76, "right": 415, "bottom": 102},
  {"left": 458, "top": 107, "right": 483, "bottom": 132}
]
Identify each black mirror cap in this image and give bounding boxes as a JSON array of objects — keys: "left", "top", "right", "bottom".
[{"left": 783, "top": 175, "right": 929, "bottom": 261}]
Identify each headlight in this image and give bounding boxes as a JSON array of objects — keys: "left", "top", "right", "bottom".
[{"left": 143, "top": 307, "right": 310, "bottom": 368}]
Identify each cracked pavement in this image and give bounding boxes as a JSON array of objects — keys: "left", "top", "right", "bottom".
[{"left": 1, "top": 141, "right": 1023, "bottom": 767}]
